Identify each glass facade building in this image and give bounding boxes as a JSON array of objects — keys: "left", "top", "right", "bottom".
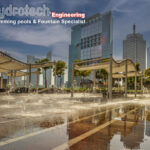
[
  {"left": 123, "top": 25, "right": 146, "bottom": 72},
  {"left": 147, "top": 47, "right": 150, "bottom": 68},
  {"left": 68, "top": 11, "right": 113, "bottom": 87}
]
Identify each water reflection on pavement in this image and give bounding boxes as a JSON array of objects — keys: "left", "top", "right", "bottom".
[{"left": 0, "top": 94, "right": 150, "bottom": 150}]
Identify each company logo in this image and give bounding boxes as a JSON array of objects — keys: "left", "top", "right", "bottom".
[{"left": 0, "top": 4, "right": 51, "bottom": 19}]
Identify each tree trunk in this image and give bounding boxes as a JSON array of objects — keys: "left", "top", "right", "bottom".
[
  {"left": 45, "top": 69, "right": 47, "bottom": 88},
  {"left": 36, "top": 70, "right": 39, "bottom": 92},
  {"left": 60, "top": 76, "right": 62, "bottom": 88},
  {"left": 81, "top": 77, "right": 84, "bottom": 88}
]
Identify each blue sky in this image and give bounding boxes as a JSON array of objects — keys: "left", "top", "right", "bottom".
[{"left": 0, "top": 0, "right": 150, "bottom": 62}]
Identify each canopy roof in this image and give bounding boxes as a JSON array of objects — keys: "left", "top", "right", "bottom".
[
  {"left": 74, "top": 57, "right": 141, "bottom": 77},
  {"left": 4, "top": 71, "right": 37, "bottom": 77},
  {"left": 0, "top": 51, "right": 55, "bottom": 76},
  {"left": 112, "top": 71, "right": 141, "bottom": 78}
]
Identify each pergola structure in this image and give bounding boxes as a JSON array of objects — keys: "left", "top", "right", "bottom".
[
  {"left": 0, "top": 51, "right": 56, "bottom": 92},
  {"left": 71, "top": 55, "right": 143, "bottom": 99}
]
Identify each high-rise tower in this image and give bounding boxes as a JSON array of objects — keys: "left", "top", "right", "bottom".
[{"left": 123, "top": 24, "right": 146, "bottom": 72}]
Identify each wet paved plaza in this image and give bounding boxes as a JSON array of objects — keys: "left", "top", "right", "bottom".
[{"left": 0, "top": 94, "right": 150, "bottom": 150}]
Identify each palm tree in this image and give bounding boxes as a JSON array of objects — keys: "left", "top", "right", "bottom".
[
  {"left": 96, "top": 69, "right": 108, "bottom": 85},
  {"left": 136, "top": 62, "right": 140, "bottom": 72},
  {"left": 144, "top": 67, "right": 150, "bottom": 81},
  {"left": 55, "top": 60, "right": 67, "bottom": 88},
  {"left": 74, "top": 60, "right": 91, "bottom": 87},
  {"left": 127, "top": 63, "right": 140, "bottom": 90}
]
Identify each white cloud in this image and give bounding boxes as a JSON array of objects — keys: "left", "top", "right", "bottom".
[
  {"left": 0, "top": 25, "right": 71, "bottom": 47},
  {"left": 105, "top": 0, "right": 150, "bottom": 33},
  {"left": 29, "top": 0, "right": 52, "bottom": 6},
  {"left": 0, "top": 24, "right": 70, "bottom": 67},
  {"left": 104, "top": 0, "right": 128, "bottom": 13},
  {"left": 5, "top": 0, "right": 52, "bottom": 6},
  {"left": 61, "top": 0, "right": 91, "bottom": 9},
  {"left": 104, "top": 0, "right": 150, "bottom": 59}
]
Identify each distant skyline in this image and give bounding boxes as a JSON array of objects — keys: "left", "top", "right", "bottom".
[{"left": 0, "top": 0, "right": 150, "bottom": 63}]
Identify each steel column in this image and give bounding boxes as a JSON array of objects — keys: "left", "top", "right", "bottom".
[
  {"left": 135, "top": 71, "right": 137, "bottom": 97},
  {"left": 28, "top": 64, "right": 31, "bottom": 92},
  {"left": 1, "top": 73, "right": 3, "bottom": 89},
  {"left": 71, "top": 64, "right": 74, "bottom": 97},
  {"left": 108, "top": 55, "right": 112, "bottom": 100},
  {"left": 125, "top": 60, "right": 128, "bottom": 98}
]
